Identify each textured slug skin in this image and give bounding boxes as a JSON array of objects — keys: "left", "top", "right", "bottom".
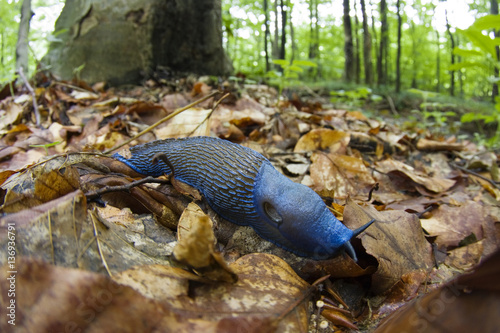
[{"left": 113, "top": 136, "right": 353, "bottom": 259}]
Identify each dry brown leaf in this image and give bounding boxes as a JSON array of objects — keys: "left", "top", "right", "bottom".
[
  {"left": 0, "top": 258, "right": 229, "bottom": 333},
  {"left": 156, "top": 108, "right": 212, "bottom": 138},
  {"left": 294, "top": 128, "right": 349, "bottom": 153},
  {"left": 0, "top": 102, "right": 23, "bottom": 131},
  {"left": 2, "top": 166, "right": 80, "bottom": 214},
  {"left": 0, "top": 184, "right": 175, "bottom": 274},
  {"left": 0, "top": 190, "right": 88, "bottom": 266},
  {"left": 343, "top": 199, "right": 433, "bottom": 294},
  {"left": 445, "top": 241, "right": 484, "bottom": 270},
  {"left": 374, "top": 250, "right": 500, "bottom": 333},
  {"left": 174, "top": 203, "right": 237, "bottom": 282},
  {"left": 114, "top": 253, "right": 309, "bottom": 332},
  {"left": 376, "top": 159, "right": 456, "bottom": 193},
  {"left": 309, "top": 152, "right": 374, "bottom": 199},
  {"left": 416, "top": 137, "right": 464, "bottom": 151},
  {"left": 420, "top": 201, "right": 485, "bottom": 248}
]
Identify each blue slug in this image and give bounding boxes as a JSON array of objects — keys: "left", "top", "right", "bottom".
[{"left": 113, "top": 136, "right": 374, "bottom": 260}]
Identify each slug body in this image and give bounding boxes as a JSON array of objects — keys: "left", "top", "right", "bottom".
[{"left": 113, "top": 136, "right": 372, "bottom": 260}]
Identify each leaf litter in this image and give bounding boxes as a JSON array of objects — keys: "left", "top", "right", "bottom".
[{"left": 0, "top": 75, "right": 499, "bottom": 332}]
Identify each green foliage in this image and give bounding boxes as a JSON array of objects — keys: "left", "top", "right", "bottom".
[
  {"left": 0, "top": 0, "right": 63, "bottom": 84},
  {"left": 330, "top": 87, "right": 380, "bottom": 107},
  {"left": 0, "top": 0, "right": 22, "bottom": 83},
  {"left": 407, "top": 88, "right": 458, "bottom": 132},
  {"left": 266, "top": 59, "right": 317, "bottom": 98},
  {"left": 453, "top": 14, "right": 500, "bottom": 148}
]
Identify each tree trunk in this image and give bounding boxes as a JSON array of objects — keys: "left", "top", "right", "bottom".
[
  {"left": 343, "top": 0, "right": 354, "bottom": 82},
  {"left": 360, "top": 0, "right": 373, "bottom": 86},
  {"left": 279, "top": 0, "right": 287, "bottom": 60},
  {"left": 395, "top": 0, "right": 402, "bottom": 92},
  {"left": 377, "top": 0, "right": 388, "bottom": 86},
  {"left": 43, "top": 0, "right": 232, "bottom": 85},
  {"left": 410, "top": 22, "right": 417, "bottom": 89},
  {"left": 491, "top": 0, "right": 499, "bottom": 101},
  {"left": 290, "top": 4, "right": 296, "bottom": 63},
  {"left": 446, "top": 10, "right": 455, "bottom": 96},
  {"left": 370, "top": 0, "right": 379, "bottom": 74},
  {"left": 354, "top": 0, "right": 360, "bottom": 84},
  {"left": 16, "top": 0, "right": 33, "bottom": 74},
  {"left": 273, "top": 0, "right": 280, "bottom": 61},
  {"left": 436, "top": 30, "right": 441, "bottom": 93},
  {"left": 263, "top": 0, "right": 270, "bottom": 72},
  {"left": 308, "top": 0, "right": 319, "bottom": 60}
]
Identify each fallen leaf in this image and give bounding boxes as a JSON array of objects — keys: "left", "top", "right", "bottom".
[
  {"left": 374, "top": 249, "right": 500, "bottom": 333},
  {"left": 420, "top": 201, "right": 485, "bottom": 248},
  {"left": 376, "top": 159, "right": 456, "bottom": 193},
  {"left": 309, "top": 152, "right": 374, "bottom": 199},
  {"left": 174, "top": 203, "right": 237, "bottom": 282},
  {"left": 294, "top": 128, "right": 349, "bottom": 153},
  {"left": 343, "top": 199, "right": 433, "bottom": 294},
  {"left": 156, "top": 108, "right": 212, "bottom": 138},
  {"left": 416, "top": 137, "right": 464, "bottom": 151}
]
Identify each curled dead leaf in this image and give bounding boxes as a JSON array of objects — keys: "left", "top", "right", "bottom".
[
  {"left": 174, "top": 203, "right": 237, "bottom": 282},
  {"left": 343, "top": 199, "right": 433, "bottom": 294},
  {"left": 294, "top": 128, "right": 349, "bottom": 153}
]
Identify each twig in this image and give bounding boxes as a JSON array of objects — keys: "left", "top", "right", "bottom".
[
  {"left": 450, "top": 162, "right": 500, "bottom": 189},
  {"left": 85, "top": 176, "right": 170, "bottom": 200},
  {"left": 90, "top": 210, "right": 112, "bottom": 276},
  {"left": 17, "top": 66, "right": 41, "bottom": 127},
  {"left": 188, "top": 92, "right": 230, "bottom": 136},
  {"left": 276, "top": 275, "right": 331, "bottom": 322},
  {"left": 386, "top": 95, "right": 398, "bottom": 116},
  {"left": 104, "top": 91, "right": 220, "bottom": 154}
]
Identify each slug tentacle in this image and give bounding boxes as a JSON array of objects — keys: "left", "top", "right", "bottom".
[{"left": 113, "top": 136, "right": 374, "bottom": 260}]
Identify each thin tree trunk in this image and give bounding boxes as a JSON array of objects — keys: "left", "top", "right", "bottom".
[
  {"left": 279, "top": 0, "right": 287, "bottom": 60},
  {"left": 410, "top": 22, "right": 417, "bottom": 89},
  {"left": 377, "top": 0, "right": 388, "bottom": 86},
  {"left": 436, "top": 30, "right": 441, "bottom": 93},
  {"left": 369, "top": 0, "right": 379, "bottom": 77},
  {"left": 308, "top": 0, "right": 319, "bottom": 60},
  {"left": 273, "top": 0, "right": 280, "bottom": 61},
  {"left": 263, "top": 0, "right": 270, "bottom": 72},
  {"left": 290, "top": 3, "right": 296, "bottom": 63},
  {"left": 354, "top": 0, "right": 361, "bottom": 84},
  {"left": 16, "top": 0, "right": 33, "bottom": 74},
  {"left": 446, "top": 10, "right": 455, "bottom": 96},
  {"left": 491, "top": 0, "right": 499, "bottom": 101},
  {"left": 395, "top": 0, "right": 402, "bottom": 92},
  {"left": 457, "top": 35, "right": 464, "bottom": 97},
  {"left": 343, "top": 0, "right": 354, "bottom": 82},
  {"left": 360, "top": 0, "right": 373, "bottom": 86}
]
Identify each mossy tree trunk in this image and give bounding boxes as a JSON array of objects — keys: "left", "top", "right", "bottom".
[{"left": 43, "top": 0, "right": 232, "bottom": 85}]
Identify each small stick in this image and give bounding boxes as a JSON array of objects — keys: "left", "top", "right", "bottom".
[
  {"left": 188, "top": 92, "right": 230, "bottom": 136},
  {"left": 104, "top": 90, "right": 220, "bottom": 154},
  {"left": 450, "top": 162, "right": 500, "bottom": 189},
  {"left": 18, "top": 66, "right": 41, "bottom": 127},
  {"left": 85, "top": 176, "right": 170, "bottom": 200}
]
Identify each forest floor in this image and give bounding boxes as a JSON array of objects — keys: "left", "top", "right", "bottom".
[{"left": 0, "top": 74, "right": 499, "bottom": 332}]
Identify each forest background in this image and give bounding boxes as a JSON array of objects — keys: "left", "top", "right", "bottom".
[{"left": 1, "top": 0, "right": 500, "bottom": 147}]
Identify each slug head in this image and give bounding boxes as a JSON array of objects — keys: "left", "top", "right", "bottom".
[{"left": 253, "top": 162, "right": 371, "bottom": 260}]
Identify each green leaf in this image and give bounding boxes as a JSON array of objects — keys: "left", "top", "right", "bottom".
[
  {"left": 288, "top": 65, "right": 304, "bottom": 73},
  {"left": 272, "top": 59, "right": 289, "bottom": 67},
  {"left": 453, "top": 47, "right": 483, "bottom": 57},
  {"left": 292, "top": 60, "right": 317, "bottom": 67},
  {"left": 448, "top": 61, "right": 490, "bottom": 71},
  {"left": 461, "top": 112, "right": 479, "bottom": 123},
  {"left": 459, "top": 28, "right": 497, "bottom": 58},
  {"left": 471, "top": 14, "right": 500, "bottom": 31}
]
